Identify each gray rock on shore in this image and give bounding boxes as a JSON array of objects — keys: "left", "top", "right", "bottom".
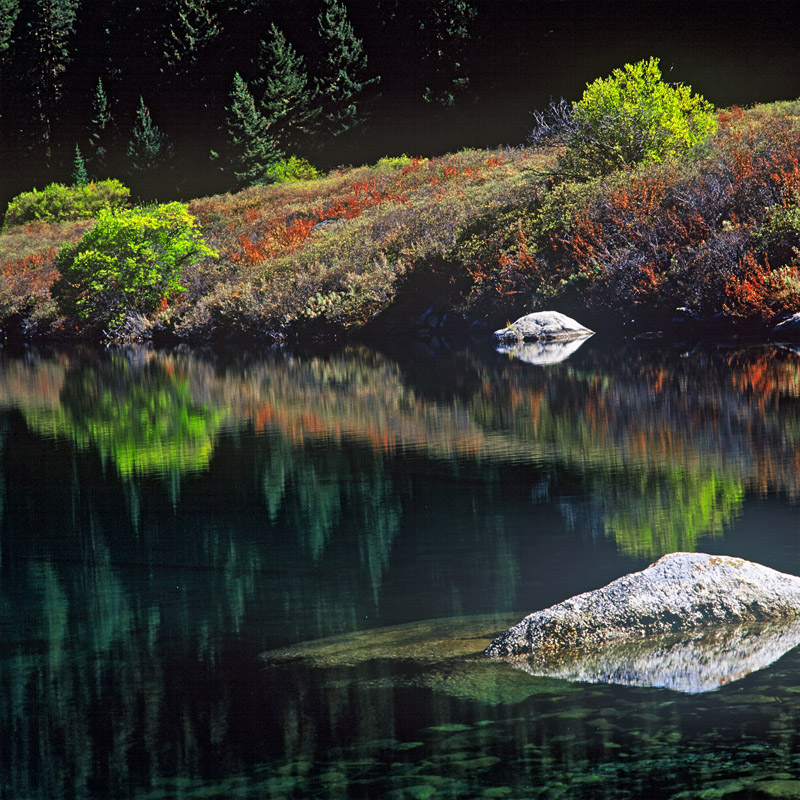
[
  {"left": 493, "top": 311, "right": 594, "bottom": 343},
  {"left": 486, "top": 552, "right": 800, "bottom": 658},
  {"left": 772, "top": 312, "right": 800, "bottom": 341}
]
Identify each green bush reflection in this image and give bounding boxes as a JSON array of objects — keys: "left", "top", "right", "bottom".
[
  {"left": 17, "top": 354, "right": 229, "bottom": 477},
  {"left": 592, "top": 468, "right": 744, "bottom": 557},
  {"left": 2, "top": 341, "right": 800, "bottom": 797},
  {"left": 2, "top": 342, "right": 800, "bottom": 559}
]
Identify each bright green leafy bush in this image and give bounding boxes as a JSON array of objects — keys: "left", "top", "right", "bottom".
[
  {"left": 52, "top": 203, "right": 217, "bottom": 329},
  {"left": 3, "top": 180, "right": 130, "bottom": 229},
  {"left": 375, "top": 154, "right": 416, "bottom": 171},
  {"left": 561, "top": 57, "right": 717, "bottom": 179},
  {"left": 266, "top": 156, "right": 320, "bottom": 183}
]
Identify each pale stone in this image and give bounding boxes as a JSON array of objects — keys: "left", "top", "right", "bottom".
[
  {"left": 486, "top": 553, "right": 800, "bottom": 657},
  {"left": 492, "top": 311, "right": 594, "bottom": 343},
  {"left": 772, "top": 313, "right": 800, "bottom": 341}
]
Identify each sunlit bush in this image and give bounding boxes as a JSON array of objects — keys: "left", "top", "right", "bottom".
[
  {"left": 3, "top": 180, "right": 130, "bottom": 229},
  {"left": 52, "top": 203, "right": 217, "bottom": 330},
  {"left": 535, "top": 58, "right": 717, "bottom": 180},
  {"left": 266, "top": 156, "right": 320, "bottom": 183}
]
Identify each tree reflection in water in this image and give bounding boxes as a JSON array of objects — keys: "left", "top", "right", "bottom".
[{"left": 1, "top": 339, "right": 800, "bottom": 798}]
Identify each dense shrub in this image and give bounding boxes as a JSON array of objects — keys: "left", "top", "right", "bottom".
[
  {"left": 52, "top": 203, "right": 217, "bottom": 330},
  {"left": 547, "top": 58, "right": 717, "bottom": 180},
  {"left": 177, "top": 147, "right": 546, "bottom": 338},
  {"left": 0, "top": 248, "right": 61, "bottom": 334},
  {"left": 266, "top": 156, "right": 320, "bottom": 183},
  {"left": 7, "top": 104, "right": 800, "bottom": 341},
  {"left": 462, "top": 107, "right": 800, "bottom": 323},
  {"left": 3, "top": 180, "right": 130, "bottom": 229}
]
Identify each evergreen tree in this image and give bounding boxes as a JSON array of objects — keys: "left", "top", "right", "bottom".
[
  {"left": 71, "top": 142, "right": 88, "bottom": 184},
  {"left": 0, "top": 0, "right": 19, "bottom": 56},
  {"left": 254, "top": 23, "right": 319, "bottom": 153},
  {"left": 419, "top": 0, "right": 477, "bottom": 107},
  {"left": 164, "top": 0, "right": 220, "bottom": 70},
  {"left": 225, "top": 72, "right": 281, "bottom": 187},
  {"left": 13, "top": 0, "right": 79, "bottom": 160},
  {"left": 87, "top": 77, "right": 113, "bottom": 178},
  {"left": 127, "top": 96, "right": 171, "bottom": 175},
  {"left": 316, "top": 0, "right": 379, "bottom": 138}
]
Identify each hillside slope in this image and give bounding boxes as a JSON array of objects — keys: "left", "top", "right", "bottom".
[{"left": 3, "top": 102, "right": 800, "bottom": 342}]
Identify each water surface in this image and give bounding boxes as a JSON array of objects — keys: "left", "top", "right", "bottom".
[{"left": 1, "top": 336, "right": 799, "bottom": 799}]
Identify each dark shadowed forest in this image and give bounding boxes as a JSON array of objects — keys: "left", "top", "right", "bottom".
[{"left": 2, "top": 0, "right": 800, "bottom": 209}]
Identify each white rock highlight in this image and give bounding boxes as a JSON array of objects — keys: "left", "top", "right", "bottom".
[{"left": 486, "top": 552, "right": 800, "bottom": 658}]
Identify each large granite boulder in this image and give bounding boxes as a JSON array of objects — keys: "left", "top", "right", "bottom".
[
  {"left": 493, "top": 311, "right": 594, "bottom": 343},
  {"left": 486, "top": 552, "right": 800, "bottom": 658}
]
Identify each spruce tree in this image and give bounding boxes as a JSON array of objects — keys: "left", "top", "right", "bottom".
[
  {"left": 71, "top": 142, "right": 88, "bottom": 185},
  {"left": 127, "top": 96, "right": 171, "bottom": 175},
  {"left": 0, "top": 0, "right": 19, "bottom": 56},
  {"left": 225, "top": 72, "right": 281, "bottom": 187},
  {"left": 254, "top": 23, "right": 319, "bottom": 153},
  {"left": 164, "top": 0, "right": 220, "bottom": 70},
  {"left": 316, "top": 0, "right": 379, "bottom": 137},
  {"left": 88, "top": 77, "right": 113, "bottom": 178},
  {"left": 14, "top": 0, "right": 79, "bottom": 160},
  {"left": 419, "top": 0, "right": 477, "bottom": 107}
]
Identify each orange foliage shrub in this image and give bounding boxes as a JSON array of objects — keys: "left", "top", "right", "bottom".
[
  {"left": 722, "top": 252, "right": 800, "bottom": 318},
  {"left": 459, "top": 111, "right": 800, "bottom": 324}
]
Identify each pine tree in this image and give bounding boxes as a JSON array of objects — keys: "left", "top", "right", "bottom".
[
  {"left": 88, "top": 77, "right": 113, "bottom": 178},
  {"left": 316, "top": 0, "right": 379, "bottom": 137},
  {"left": 419, "top": 0, "right": 477, "bottom": 107},
  {"left": 0, "top": 0, "right": 19, "bottom": 56},
  {"left": 225, "top": 72, "right": 281, "bottom": 187},
  {"left": 14, "top": 0, "right": 79, "bottom": 160},
  {"left": 71, "top": 142, "right": 88, "bottom": 185},
  {"left": 164, "top": 0, "right": 220, "bottom": 70},
  {"left": 254, "top": 23, "right": 319, "bottom": 153},
  {"left": 127, "top": 96, "right": 171, "bottom": 175}
]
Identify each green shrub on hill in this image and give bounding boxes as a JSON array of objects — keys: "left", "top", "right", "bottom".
[
  {"left": 266, "top": 156, "right": 320, "bottom": 183},
  {"left": 3, "top": 180, "right": 130, "bottom": 229},
  {"left": 560, "top": 58, "right": 717, "bottom": 179},
  {"left": 52, "top": 203, "right": 217, "bottom": 330}
]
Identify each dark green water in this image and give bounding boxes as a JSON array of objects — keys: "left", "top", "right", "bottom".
[{"left": 1, "top": 336, "right": 800, "bottom": 799}]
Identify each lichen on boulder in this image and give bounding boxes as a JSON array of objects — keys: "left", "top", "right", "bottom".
[{"left": 486, "top": 552, "right": 800, "bottom": 658}]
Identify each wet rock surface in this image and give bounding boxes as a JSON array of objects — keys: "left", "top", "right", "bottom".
[{"left": 486, "top": 553, "right": 800, "bottom": 657}]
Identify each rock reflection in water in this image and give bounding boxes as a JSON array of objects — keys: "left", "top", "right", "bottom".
[
  {"left": 495, "top": 335, "right": 592, "bottom": 365},
  {"left": 264, "top": 616, "right": 800, "bottom": 702},
  {"left": 507, "top": 620, "right": 800, "bottom": 693}
]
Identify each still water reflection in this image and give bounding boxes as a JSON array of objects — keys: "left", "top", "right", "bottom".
[{"left": 1, "top": 338, "right": 800, "bottom": 799}]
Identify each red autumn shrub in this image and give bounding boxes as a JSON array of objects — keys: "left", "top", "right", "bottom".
[
  {"left": 722, "top": 252, "right": 800, "bottom": 318},
  {"left": 456, "top": 108, "right": 800, "bottom": 324}
]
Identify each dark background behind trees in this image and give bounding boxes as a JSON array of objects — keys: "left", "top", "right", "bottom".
[{"left": 2, "top": 0, "right": 799, "bottom": 210}]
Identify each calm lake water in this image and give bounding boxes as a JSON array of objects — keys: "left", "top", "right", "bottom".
[{"left": 1, "top": 334, "right": 800, "bottom": 799}]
